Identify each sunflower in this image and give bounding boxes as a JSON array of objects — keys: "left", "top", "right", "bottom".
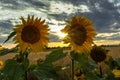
[
  {"left": 112, "top": 69, "right": 120, "bottom": 78},
  {"left": 61, "top": 14, "right": 96, "bottom": 53},
  {"left": 13, "top": 15, "right": 49, "bottom": 53},
  {"left": 0, "top": 60, "right": 3, "bottom": 70},
  {"left": 90, "top": 46, "right": 107, "bottom": 63},
  {"left": 74, "top": 68, "right": 84, "bottom": 80}
]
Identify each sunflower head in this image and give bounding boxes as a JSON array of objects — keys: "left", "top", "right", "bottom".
[
  {"left": 13, "top": 15, "right": 49, "bottom": 53},
  {"left": 112, "top": 69, "right": 120, "bottom": 78},
  {"left": 90, "top": 46, "right": 107, "bottom": 63},
  {"left": 74, "top": 68, "right": 84, "bottom": 80},
  {"left": 0, "top": 60, "right": 3, "bottom": 70},
  {"left": 61, "top": 14, "right": 97, "bottom": 53}
]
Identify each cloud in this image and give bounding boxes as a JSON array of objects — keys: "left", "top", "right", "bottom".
[
  {"left": 82, "top": 0, "right": 120, "bottom": 39},
  {"left": 0, "top": 20, "right": 13, "bottom": 29},
  {"left": 21, "top": 0, "right": 48, "bottom": 10},
  {"left": 0, "top": 0, "right": 120, "bottom": 44},
  {"left": 96, "top": 32, "right": 120, "bottom": 40},
  {"left": 49, "top": 32, "right": 62, "bottom": 42},
  {"left": 94, "top": 40, "right": 120, "bottom": 45},
  {"left": 0, "top": 0, "right": 28, "bottom": 10}
]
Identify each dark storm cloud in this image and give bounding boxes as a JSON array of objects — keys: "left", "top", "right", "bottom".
[
  {"left": 0, "top": 0, "right": 120, "bottom": 43},
  {"left": 59, "top": 0, "right": 120, "bottom": 33},
  {"left": 0, "top": 20, "right": 13, "bottom": 42},
  {"left": 0, "top": 19, "right": 14, "bottom": 43},
  {"left": 72, "top": 0, "right": 120, "bottom": 33},
  {"left": 0, "top": 0, "right": 49, "bottom": 11},
  {"left": 0, "top": 20, "right": 13, "bottom": 29},
  {"left": 0, "top": 0, "right": 28, "bottom": 10},
  {"left": 47, "top": 0, "right": 120, "bottom": 35},
  {"left": 0, "top": 37, "right": 6, "bottom": 43},
  {"left": 21, "top": 0, "right": 49, "bottom": 9},
  {"left": 0, "top": 0, "right": 19, "bottom": 6}
]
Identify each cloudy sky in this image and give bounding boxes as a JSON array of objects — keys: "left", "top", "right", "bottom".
[{"left": 0, "top": 0, "right": 120, "bottom": 46}]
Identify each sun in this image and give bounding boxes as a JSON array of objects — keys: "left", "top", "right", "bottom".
[{"left": 57, "top": 31, "right": 67, "bottom": 39}]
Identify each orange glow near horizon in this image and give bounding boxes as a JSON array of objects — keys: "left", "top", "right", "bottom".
[{"left": 1, "top": 40, "right": 120, "bottom": 49}]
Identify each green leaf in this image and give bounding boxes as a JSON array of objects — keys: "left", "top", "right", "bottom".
[
  {"left": 4, "top": 31, "right": 16, "bottom": 43},
  {"left": 115, "top": 58, "right": 120, "bottom": 66},
  {"left": 70, "top": 51, "right": 89, "bottom": 67},
  {"left": 84, "top": 71, "right": 104, "bottom": 80},
  {"left": 2, "top": 59, "right": 25, "bottom": 80},
  {"left": 22, "top": 58, "right": 29, "bottom": 70},
  {"left": 0, "top": 71, "right": 4, "bottom": 80},
  {"left": 0, "top": 46, "right": 18, "bottom": 56},
  {"left": 30, "top": 63, "right": 58, "bottom": 80},
  {"left": 105, "top": 56, "right": 118, "bottom": 70},
  {"left": 44, "top": 48, "right": 67, "bottom": 63},
  {"left": 106, "top": 72, "right": 119, "bottom": 80}
]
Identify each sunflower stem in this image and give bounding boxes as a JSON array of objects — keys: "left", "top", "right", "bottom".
[
  {"left": 99, "top": 64, "right": 102, "bottom": 78},
  {"left": 25, "top": 71, "right": 28, "bottom": 80},
  {"left": 71, "top": 58, "right": 74, "bottom": 80},
  {"left": 24, "top": 52, "right": 29, "bottom": 80}
]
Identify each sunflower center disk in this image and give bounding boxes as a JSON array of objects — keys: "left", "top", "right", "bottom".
[
  {"left": 90, "top": 48, "right": 106, "bottom": 62},
  {"left": 69, "top": 26, "right": 87, "bottom": 46},
  {"left": 21, "top": 26, "right": 40, "bottom": 44}
]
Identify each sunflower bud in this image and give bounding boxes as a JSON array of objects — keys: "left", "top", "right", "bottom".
[{"left": 90, "top": 46, "right": 107, "bottom": 63}]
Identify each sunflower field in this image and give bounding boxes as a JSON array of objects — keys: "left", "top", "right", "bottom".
[{"left": 0, "top": 15, "right": 120, "bottom": 80}]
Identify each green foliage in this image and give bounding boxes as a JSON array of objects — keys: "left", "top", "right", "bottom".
[
  {"left": 0, "top": 46, "right": 18, "bottom": 56},
  {"left": 0, "top": 48, "right": 68, "bottom": 80},
  {"left": 2, "top": 59, "right": 26, "bottom": 80},
  {"left": 4, "top": 31, "right": 16, "bottom": 43},
  {"left": 30, "top": 63, "right": 58, "bottom": 80},
  {"left": 70, "top": 51, "right": 90, "bottom": 67},
  {"left": 45, "top": 48, "right": 67, "bottom": 63},
  {"left": 106, "top": 72, "right": 119, "bottom": 80},
  {"left": 105, "top": 56, "right": 119, "bottom": 70},
  {"left": 115, "top": 58, "right": 120, "bottom": 67},
  {"left": 29, "top": 48, "right": 67, "bottom": 80},
  {"left": 1, "top": 45, "right": 120, "bottom": 80}
]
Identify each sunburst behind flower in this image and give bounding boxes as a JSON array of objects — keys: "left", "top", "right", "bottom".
[
  {"left": 61, "top": 14, "right": 97, "bottom": 53},
  {"left": 13, "top": 15, "right": 49, "bottom": 53}
]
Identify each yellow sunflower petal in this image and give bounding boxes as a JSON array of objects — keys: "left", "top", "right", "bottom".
[
  {"left": 20, "top": 17, "right": 26, "bottom": 25},
  {"left": 112, "top": 69, "right": 120, "bottom": 77},
  {"left": 0, "top": 61, "right": 3, "bottom": 70},
  {"left": 61, "top": 14, "right": 97, "bottom": 53},
  {"left": 13, "top": 15, "right": 49, "bottom": 53}
]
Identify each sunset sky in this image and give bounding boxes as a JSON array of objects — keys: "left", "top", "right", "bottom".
[{"left": 0, "top": 0, "right": 120, "bottom": 48}]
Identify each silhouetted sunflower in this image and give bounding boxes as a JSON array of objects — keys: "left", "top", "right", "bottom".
[
  {"left": 13, "top": 15, "right": 49, "bottom": 53},
  {"left": 90, "top": 46, "right": 107, "bottom": 63},
  {"left": 61, "top": 14, "right": 96, "bottom": 53}
]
